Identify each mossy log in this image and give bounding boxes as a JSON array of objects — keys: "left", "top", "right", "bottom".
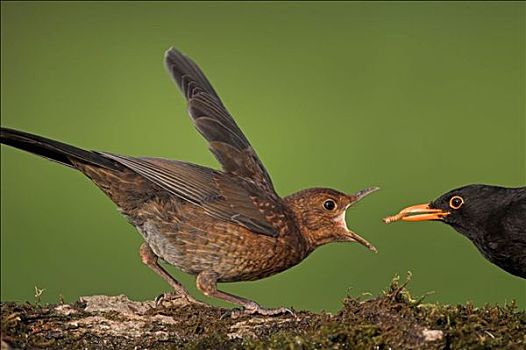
[{"left": 1, "top": 277, "right": 525, "bottom": 349}]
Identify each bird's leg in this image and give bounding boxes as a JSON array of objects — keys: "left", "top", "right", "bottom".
[
  {"left": 139, "top": 242, "right": 203, "bottom": 305},
  {"left": 196, "top": 271, "right": 293, "bottom": 316}
]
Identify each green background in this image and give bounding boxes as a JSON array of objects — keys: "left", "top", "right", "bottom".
[{"left": 1, "top": 2, "right": 524, "bottom": 312}]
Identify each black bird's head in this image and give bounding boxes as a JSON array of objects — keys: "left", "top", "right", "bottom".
[{"left": 383, "top": 184, "right": 515, "bottom": 239}]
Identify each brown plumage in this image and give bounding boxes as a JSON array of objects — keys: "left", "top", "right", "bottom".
[{"left": 0, "top": 48, "right": 378, "bottom": 315}]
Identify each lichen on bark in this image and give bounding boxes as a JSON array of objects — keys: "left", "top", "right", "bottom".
[{"left": 1, "top": 276, "right": 525, "bottom": 349}]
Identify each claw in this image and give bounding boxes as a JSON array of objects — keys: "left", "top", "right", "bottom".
[
  {"left": 220, "top": 307, "right": 243, "bottom": 319},
  {"left": 154, "top": 292, "right": 206, "bottom": 308}
]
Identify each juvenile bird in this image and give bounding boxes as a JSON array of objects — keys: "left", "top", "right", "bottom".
[
  {"left": 384, "top": 184, "right": 526, "bottom": 278},
  {"left": 1, "top": 47, "right": 378, "bottom": 315}
]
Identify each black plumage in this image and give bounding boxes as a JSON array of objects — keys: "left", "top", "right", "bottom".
[{"left": 384, "top": 184, "right": 526, "bottom": 278}]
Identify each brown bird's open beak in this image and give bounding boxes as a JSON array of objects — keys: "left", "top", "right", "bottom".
[
  {"left": 348, "top": 186, "right": 380, "bottom": 205},
  {"left": 383, "top": 203, "right": 449, "bottom": 224},
  {"left": 344, "top": 228, "right": 378, "bottom": 253},
  {"left": 342, "top": 186, "right": 380, "bottom": 253}
]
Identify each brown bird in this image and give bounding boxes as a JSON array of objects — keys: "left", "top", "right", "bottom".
[{"left": 0, "top": 48, "right": 378, "bottom": 315}]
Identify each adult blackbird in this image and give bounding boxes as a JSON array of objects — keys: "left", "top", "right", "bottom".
[
  {"left": 384, "top": 184, "right": 526, "bottom": 278},
  {"left": 1, "top": 48, "right": 378, "bottom": 315}
]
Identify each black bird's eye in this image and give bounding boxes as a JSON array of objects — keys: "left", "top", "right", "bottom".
[
  {"left": 449, "top": 196, "right": 464, "bottom": 209},
  {"left": 323, "top": 199, "right": 337, "bottom": 211}
]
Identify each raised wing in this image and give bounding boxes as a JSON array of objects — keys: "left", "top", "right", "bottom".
[
  {"left": 164, "top": 47, "right": 275, "bottom": 195},
  {"left": 102, "top": 154, "right": 284, "bottom": 237}
]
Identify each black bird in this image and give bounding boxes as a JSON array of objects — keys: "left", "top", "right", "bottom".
[{"left": 384, "top": 184, "right": 526, "bottom": 278}]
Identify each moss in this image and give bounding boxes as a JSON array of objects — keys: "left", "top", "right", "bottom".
[{"left": 2, "top": 277, "right": 525, "bottom": 349}]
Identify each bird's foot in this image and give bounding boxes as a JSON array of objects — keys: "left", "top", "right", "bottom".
[
  {"left": 223, "top": 302, "right": 295, "bottom": 318},
  {"left": 154, "top": 292, "right": 207, "bottom": 308}
]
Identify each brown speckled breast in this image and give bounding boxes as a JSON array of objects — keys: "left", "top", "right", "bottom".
[{"left": 129, "top": 194, "right": 310, "bottom": 282}]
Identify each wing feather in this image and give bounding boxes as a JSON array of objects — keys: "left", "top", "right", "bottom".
[
  {"left": 102, "top": 153, "right": 281, "bottom": 237},
  {"left": 164, "top": 47, "right": 274, "bottom": 192}
]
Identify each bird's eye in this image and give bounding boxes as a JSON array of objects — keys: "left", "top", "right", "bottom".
[
  {"left": 449, "top": 196, "right": 464, "bottom": 209},
  {"left": 323, "top": 199, "right": 337, "bottom": 211}
]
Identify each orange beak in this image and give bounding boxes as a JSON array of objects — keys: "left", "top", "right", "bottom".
[{"left": 383, "top": 203, "right": 449, "bottom": 223}]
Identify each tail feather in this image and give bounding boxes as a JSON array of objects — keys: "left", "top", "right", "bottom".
[{"left": 0, "top": 127, "right": 120, "bottom": 170}]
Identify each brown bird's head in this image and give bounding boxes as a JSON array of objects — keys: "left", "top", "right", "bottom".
[{"left": 284, "top": 187, "right": 379, "bottom": 252}]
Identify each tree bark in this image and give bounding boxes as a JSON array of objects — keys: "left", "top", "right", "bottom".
[{"left": 1, "top": 279, "right": 525, "bottom": 349}]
